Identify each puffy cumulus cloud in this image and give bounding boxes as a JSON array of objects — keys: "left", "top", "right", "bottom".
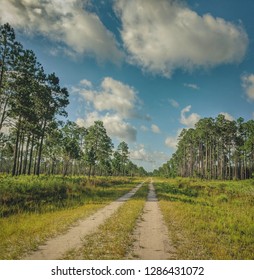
[
  {"left": 102, "top": 114, "right": 137, "bottom": 142},
  {"left": 80, "top": 79, "right": 93, "bottom": 88},
  {"left": 219, "top": 112, "right": 234, "bottom": 121},
  {"left": 130, "top": 145, "right": 168, "bottom": 163},
  {"left": 74, "top": 77, "right": 140, "bottom": 142},
  {"left": 151, "top": 124, "right": 161, "bottom": 134},
  {"left": 76, "top": 112, "right": 100, "bottom": 128},
  {"left": 76, "top": 113, "right": 137, "bottom": 142},
  {"left": 130, "top": 145, "right": 149, "bottom": 162},
  {"left": 241, "top": 73, "right": 254, "bottom": 101},
  {"left": 165, "top": 136, "right": 178, "bottom": 149},
  {"left": 114, "top": 0, "right": 248, "bottom": 77},
  {"left": 180, "top": 105, "right": 201, "bottom": 127},
  {"left": 165, "top": 128, "right": 182, "bottom": 149},
  {"left": 75, "top": 118, "right": 86, "bottom": 128},
  {"left": 79, "top": 77, "right": 138, "bottom": 118},
  {"left": 0, "top": 0, "right": 123, "bottom": 62}
]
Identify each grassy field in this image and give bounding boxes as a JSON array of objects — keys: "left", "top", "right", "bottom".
[
  {"left": 1, "top": 175, "right": 253, "bottom": 260},
  {"left": 155, "top": 178, "right": 254, "bottom": 260},
  {"left": 0, "top": 175, "right": 141, "bottom": 259}
]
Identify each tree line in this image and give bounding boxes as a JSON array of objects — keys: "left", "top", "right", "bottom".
[
  {"left": 0, "top": 23, "right": 147, "bottom": 177},
  {"left": 154, "top": 114, "right": 254, "bottom": 180}
]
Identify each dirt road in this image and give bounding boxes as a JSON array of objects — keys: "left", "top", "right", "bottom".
[
  {"left": 127, "top": 181, "right": 175, "bottom": 260},
  {"left": 25, "top": 183, "right": 143, "bottom": 260},
  {"left": 24, "top": 180, "right": 175, "bottom": 260}
]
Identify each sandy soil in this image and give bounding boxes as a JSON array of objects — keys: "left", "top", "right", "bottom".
[
  {"left": 24, "top": 183, "right": 143, "bottom": 260},
  {"left": 127, "top": 181, "right": 176, "bottom": 260}
]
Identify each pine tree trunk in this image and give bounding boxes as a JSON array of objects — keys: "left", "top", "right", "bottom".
[
  {"left": 18, "top": 132, "right": 25, "bottom": 175},
  {"left": 22, "top": 134, "right": 30, "bottom": 174},
  {"left": 28, "top": 134, "right": 34, "bottom": 175},
  {"left": 36, "top": 120, "right": 47, "bottom": 176},
  {"left": 12, "top": 117, "right": 21, "bottom": 176}
]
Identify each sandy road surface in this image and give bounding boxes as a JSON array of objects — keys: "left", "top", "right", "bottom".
[
  {"left": 128, "top": 181, "right": 175, "bottom": 260},
  {"left": 24, "top": 183, "right": 143, "bottom": 260}
]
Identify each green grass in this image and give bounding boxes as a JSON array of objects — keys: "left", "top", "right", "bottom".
[
  {"left": 0, "top": 176, "right": 140, "bottom": 259},
  {"left": 0, "top": 175, "right": 135, "bottom": 216},
  {"left": 63, "top": 183, "right": 149, "bottom": 260},
  {"left": 155, "top": 178, "right": 254, "bottom": 260},
  {"left": 0, "top": 204, "right": 104, "bottom": 259}
]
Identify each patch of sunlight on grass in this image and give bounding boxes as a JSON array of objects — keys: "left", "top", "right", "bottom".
[{"left": 156, "top": 178, "right": 254, "bottom": 260}]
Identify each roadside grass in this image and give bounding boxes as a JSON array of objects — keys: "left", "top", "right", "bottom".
[
  {"left": 155, "top": 178, "right": 254, "bottom": 260},
  {"left": 0, "top": 176, "right": 139, "bottom": 259},
  {"left": 63, "top": 183, "right": 149, "bottom": 260},
  {"left": 0, "top": 204, "right": 103, "bottom": 259},
  {"left": 0, "top": 175, "right": 135, "bottom": 216}
]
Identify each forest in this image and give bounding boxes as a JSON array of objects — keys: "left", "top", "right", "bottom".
[
  {"left": 154, "top": 115, "right": 254, "bottom": 180},
  {"left": 1, "top": 22, "right": 254, "bottom": 181},
  {"left": 0, "top": 23, "right": 147, "bottom": 178}
]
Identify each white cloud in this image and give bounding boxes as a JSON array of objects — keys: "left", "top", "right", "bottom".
[
  {"left": 130, "top": 146, "right": 149, "bottom": 162},
  {"left": 130, "top": 145, "right": 168, "bottom": 163},
  {"left": 76, "top": 113, "right": 137, "bottom": 142},
  {"left": 102, "top": 114, "right": 137, "bottom": 142},
  {"left": 79, "top": 77, "right": 138, "bottom": 118},
  {"left": 114, "top": 0, "right": 248, "bottom": 77},
  {"left": 241, "top": 73, "right": 254, "bottom": 101},
  {"left": 75, "top": 77, "right": 141, "bottom": 142},
  {"left": 151, "top": 124, "right": 161, "bottom": 134},
  {"left": 76, "top": 111, "right": 100, "bottom": 128},
  {"left": 165, "top": 128, "right": 182, "bottom": 149},
  {"left": 184, "top": 83, "right": 200, "bottom": 90},
  {"left": 140, "top": 125, "right": 148, "bottom": 132},
  {"left": 80, "top": 79, "right": 93, "bottom": 88},
  {"left": 0, "top": 0, "right": 123, "bottom": 62},
  {"left": 165, "top": 136, "right": 178, "bottom": 149},
  {"left": 180, "top": 105, "right": 201, "bottom": 127},
  {"left": 169, "top": 99, "right": 179, "bottom": 108},
  {"left": 76, "top": 118, "right": 86, "bottom": 128},
  {"left": 220, "top": 112, "right": 234, "bottom": 121}
]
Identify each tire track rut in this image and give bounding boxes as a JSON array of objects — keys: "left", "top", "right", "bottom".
[{"left": 127, "top": 180, "right": 175, "bottom": 260}]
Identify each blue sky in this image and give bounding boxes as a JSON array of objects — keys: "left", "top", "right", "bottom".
[{"left": 1, "top": 0, "right": 254, "bottom": 171}]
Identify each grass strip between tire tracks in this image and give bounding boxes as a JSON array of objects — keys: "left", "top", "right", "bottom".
[{"left": 63, "top": 183, "right": 149, "bottom": 260}]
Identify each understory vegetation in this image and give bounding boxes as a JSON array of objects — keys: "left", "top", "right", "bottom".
[
  {"left": 0, "top": 175, "right": 137, "bottom": 217},
  {"left": 0, "top": 176, "right": 139, "bottom": 259},
  {"left": 156, "top": 178, "right": 254, "bottom": 260}
]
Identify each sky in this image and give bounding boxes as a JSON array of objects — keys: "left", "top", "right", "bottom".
[{"left": 0, "top": 0, "right": 254, "bottom": 171}]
